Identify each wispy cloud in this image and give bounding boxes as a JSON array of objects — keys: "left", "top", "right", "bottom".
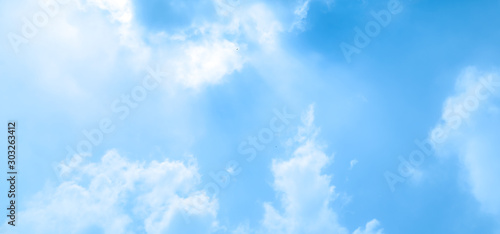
[{"left": 430, "top": 67, "right": 500, "bottom": 216}]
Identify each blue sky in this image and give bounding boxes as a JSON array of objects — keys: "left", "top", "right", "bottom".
[{"left": 1, "top": 0, "right": 500, "bottom": 233}]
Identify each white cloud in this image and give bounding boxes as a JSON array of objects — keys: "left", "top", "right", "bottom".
[
  {"left": 349, "top": 159, "right": 358, "bottom": 170},
  {"left": 1, "top": 0, "right": 304, "bottom": 93},
  {"left": 147, "top": 1, "right": 286, "bottom": 89},
  {"left": 1, "top": 0, "right": 336, "bottom": 100},
  {"left": 80, "top": 0, "right": 285, "bottom": 88},
  {"left": 1, "top": 0, "right": 247, "bottom": 93},
  {"left": 83, "top": 0, "right": 149, "bottom": 63},
  {"left": 430, "top": 67, "right": 499, "bottom": 150},
  {"left": 6, "top": 150, "right": 218, "bottom": 233},
  {"left": 86, "top": 0, "right": 133, "bottom": 24},
  {"left": 352, "top": 219, "right": 384, "bottom": 234},
  {"left": 461, "top": 136, "right": 500, "bottom": 215},
  {"left": 213, "top": 0, "right": 240, "bottom": 16},
  {"left": 164, "top": 38, "right": 244, "bottom": 89},
  {"left": 0, "top": 0, "right": 127, "bottom": 97},
  {"left": 232, "top": 222, "right": 253, "bottom": 234},
  {"left": 241, "top": 3, "right": 283, "bottom": 47},
  {"left": 430, "top": 67, "right": 500, "bottom": 216},
  {"left": 261, "top": 104, "right": 383, "bottom": 234},
  {"left": 289, "top": 0, "right": 334, "bottom": 32},
  {"left": 290, "top": 0, "right": 311, "bottom": 31},
  {"left": 212, "top": 2, "right": 284, "bottom": 48}
]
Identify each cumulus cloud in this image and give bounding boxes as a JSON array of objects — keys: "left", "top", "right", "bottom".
[
  {"left": 0, "top": 0, "right": 260, "bottom": 93},
  {"left": 1, "top": 0, "right": 319, "bottom": 94},
  {"left": 162, "top": 38, "right": 244, "bottom": 89},
  {"left": 83, "top": 0, "right": 285, "bottom": 88},
  {"left": 1, "top": 0, "right": 338, "bottom": 99},
  {"left": 146, "top": 1, "right": 289, "bottom": 89},
  {"left": 430, "top": 67, "right": 500, "bottom": 215},
  {"left": 4, "top": 150, "right": 218, "bottom": 233},
  {"left": 260, "top": 104, "right": 383, "bottom": 234}
]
